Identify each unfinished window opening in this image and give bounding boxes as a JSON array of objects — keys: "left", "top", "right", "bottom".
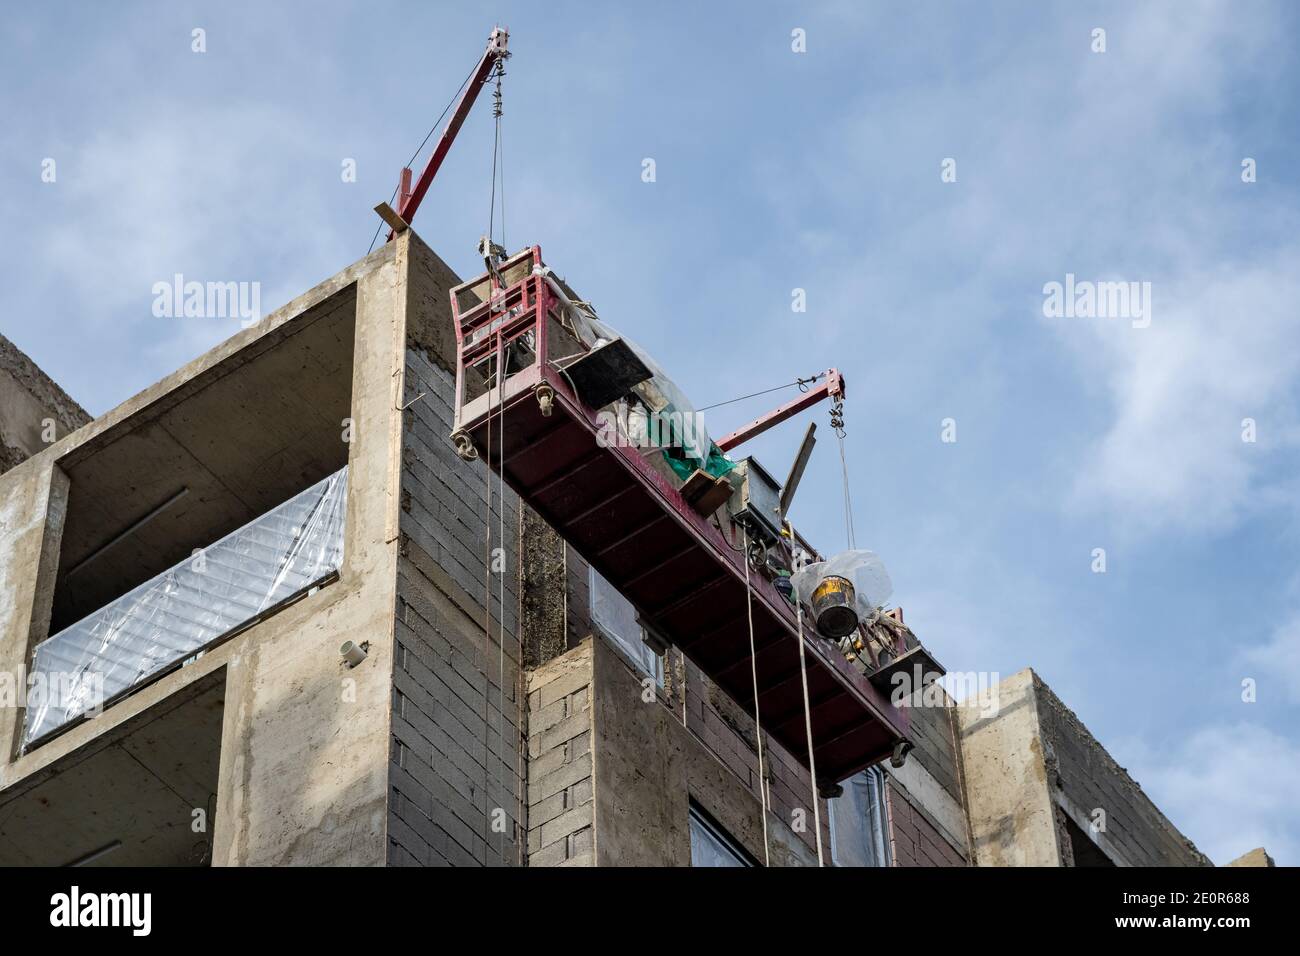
[
  {"left": 589, "top": 566, "right": 663, "bottom": 685},
  {"left": 25, "top": 288, "right": 358, "bottom": 748},
  {"left": 1063, "top": 812, "right": 1116, "bottom": 867},
  {"left": 688, "top": 802, "right": 755, "bottom": 867},
  {"left": 24, "top": 468, "right": 346, "bottom": 747},
  {"left": 1, "top": 668, "right": 226, "bottom": 866},
  {"left": 828, "top": 765, "right": 890, "bottom": 867}
]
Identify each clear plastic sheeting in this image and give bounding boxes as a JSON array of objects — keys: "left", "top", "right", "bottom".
[
  {"left": 589, "top": 567, "right": 660, "bottom": 681},
  {"left": 536, "top": 266, "right": 720, "bottom": 468},
  {"left": 790, "top": 549, "right": 894, "bottom": 619},
  {"left": 828, "top": 767, "right": 890, "bottom": 867},
  {"left": 596, "top": 318, "right": 713, "bottom": 463},
  {"left": 22, "top": 467, "right": 349, "bottom": 748}
]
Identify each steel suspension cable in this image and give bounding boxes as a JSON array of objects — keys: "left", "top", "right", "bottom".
[
  {"left": 367, "top": 56, "right": 480, "bottom": 255},
  {"left": 487, "top": 60, "right": 506, "bottom": 250},
  {"left": 831, "top": 396, "right": 856, "bottom": 550},
  {"left": 838, "top": 434, "right": 856, "bottom": 551},
  {"left": 697, "top": 373, "right": 825, "bottom": 413}
]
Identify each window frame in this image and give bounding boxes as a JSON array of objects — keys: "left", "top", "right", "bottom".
[
  {"left": 588, "top": 566, "right": 664, "bottom": 685},
  {"left": 828, "top": 764, "right": 891, "bottom": 867},
  {"left": 688, "top": 801, "right": 757, "bottom": 867}
]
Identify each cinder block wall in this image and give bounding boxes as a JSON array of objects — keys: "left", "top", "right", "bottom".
[
  {"left": 886, "top": 778, "right": 966, "bottom": 866},
  {"left": 387, "top": 238, "right": 524, "bottom": 867},
  {"left": 899, "top": 689, "right": 963, "bottom": 808},
  {"left": 588, "top": 634, "right": 817, "bottom": 866},
  {"left": 547, "top": 541, "right": 833, "bottom": 862},
  {"left": 528, "top": 523, "right": 970, "bottom": 867},
  {"left": 881, "top": 684, "right": 971, "bottom": 866},
  {"left": 391, "top": 234, "right": 970, "bottom": 869},
  {"left": 1031, "top": 672, "right": 1210, "bottom": 866},
  {"left": 958, "top": 669, "right": 1211, "bottom": 867},
  {"left": 524, "top": 628, "right": 825, "bottom": 868},
  {"left": 525, "top": 640, "right": 595, "bottom": 866},
  {"left": 2, "top": 245, "right": 407, "bottom": 866},
  {"left": 678, "top": 648, "right": 832, "bottom": 858},
  {"left": 0, "top": 334, "right": 89, "bottom": 475}
]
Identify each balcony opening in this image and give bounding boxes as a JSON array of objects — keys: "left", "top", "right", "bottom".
[
  {"left": 26, "top": 288, "right": 357, "bottom": 748},
  {"left": 0, "top": 668, "right": 226, "bottom": 866},
  {"left": 1064, "top": 813, "right": 1116, "bottom": 867}
]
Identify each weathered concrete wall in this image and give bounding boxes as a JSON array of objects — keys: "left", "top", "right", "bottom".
[
  {"left": 956, "top": 669, "right": 1062, "bottom": 866},
  {"left": 1032, "top": 672, "right": 1210, "bottom": 866},
  {"left": 0, "top": 459, "right": 68, "bottom": 768},
  {"left": 0, "top": 335, "right": 89, "bottom": 475},
  {"left": 1227, "top": 847, "right": 1274, "bottom": 867},
  {"left": 205, "top": 247, "right": 407, "bottom": 866},
  {"left": 957, "top": 668, "right": 1210, "bottom": 867},
  {"left": 525, "top": 640, "right": 595, "bottom": 866},
  {"left": 519, "top": 510, "right": 574, "bottom": 669},
  {"left": 591, "top": 635, "right": 817, "bottom": 866},
  {"left": 677, "top": 647, "right": 830, "bottom": 859},
  {"left": 387, "top": 235, "right": 523, "bottom": 866},
  {"left": 0, "top": 243, "right": 405, "bottom": 867}
]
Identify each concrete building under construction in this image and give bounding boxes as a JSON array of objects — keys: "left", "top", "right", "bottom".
[{"left": 0, "top": 235, "right": 1273, "bottom": 868}]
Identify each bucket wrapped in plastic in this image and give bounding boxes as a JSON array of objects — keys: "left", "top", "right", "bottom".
[{"left": 790, "top": 550, "right": 893, "bottom": 638}]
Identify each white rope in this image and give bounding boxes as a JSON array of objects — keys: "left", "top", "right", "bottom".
[
  {"left": 794, "top": 600, "right": 825, "bottom": 866},
  {"left": 497, "top": 351, "right": 507, "bottom": 866},
  {"left": 515, "top": 505, "right": 526, "bottom": 867},
  {"left": 487, "top": 81, "right": 510, "bottom": 865},
  {"left": 741, "top": 528, "right": 772, "bottom": 867},
  {"left": 481, "top": 357, "right": 495, "bottom": 867},
  {"left": 482, "top": 345, "right": 509, "bottom": 866}
]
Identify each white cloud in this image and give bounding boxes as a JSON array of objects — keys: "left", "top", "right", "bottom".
[
  {"left": 1120, "top": 722, "right": 1300, "bottom": 865},
  {"left": 19, "top": 99, "right": 349, "bottom": 412},
  {"left": 759, "top": 0, "right": 1300, "bottom": 545},
  {"left": 1242, "top": 612, "right": 1300, "bottom": 706},
  {"left": 39, "top": 100, "right": 339, "bottom": 316},
  {"left": 1066, "top": 255, "right": 1300, "bottom": 535}
]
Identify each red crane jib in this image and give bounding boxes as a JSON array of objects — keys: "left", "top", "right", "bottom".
[{"left": 388, "top": 26, "right": 511, "bottom": 239}]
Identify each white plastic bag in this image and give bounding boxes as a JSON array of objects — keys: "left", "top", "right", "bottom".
[{"left": 790, "top": 549, "right": 893, "bottom": 619}]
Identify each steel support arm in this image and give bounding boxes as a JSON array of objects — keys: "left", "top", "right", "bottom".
[
  {"left": 715, "top": 369, "right": 845, "bottom": 453},
  {"left": 388, "top": 26, "right": 509, "bottom": 239}
]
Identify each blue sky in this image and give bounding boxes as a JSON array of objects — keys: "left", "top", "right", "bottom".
[{"left": 3, "top": 1, "right": 1298, "bottom": 864}]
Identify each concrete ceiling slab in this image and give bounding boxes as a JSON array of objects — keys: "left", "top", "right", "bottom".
[
  {"left": 50, "top": 291, "right": 356, "bottom": 631},
  {"left": 0, "top": 669, "right": 225, "bottom": 866}
]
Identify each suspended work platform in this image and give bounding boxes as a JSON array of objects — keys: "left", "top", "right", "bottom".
[{"left": 449, "top": 247, "right": 910, "bottom": 785}]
